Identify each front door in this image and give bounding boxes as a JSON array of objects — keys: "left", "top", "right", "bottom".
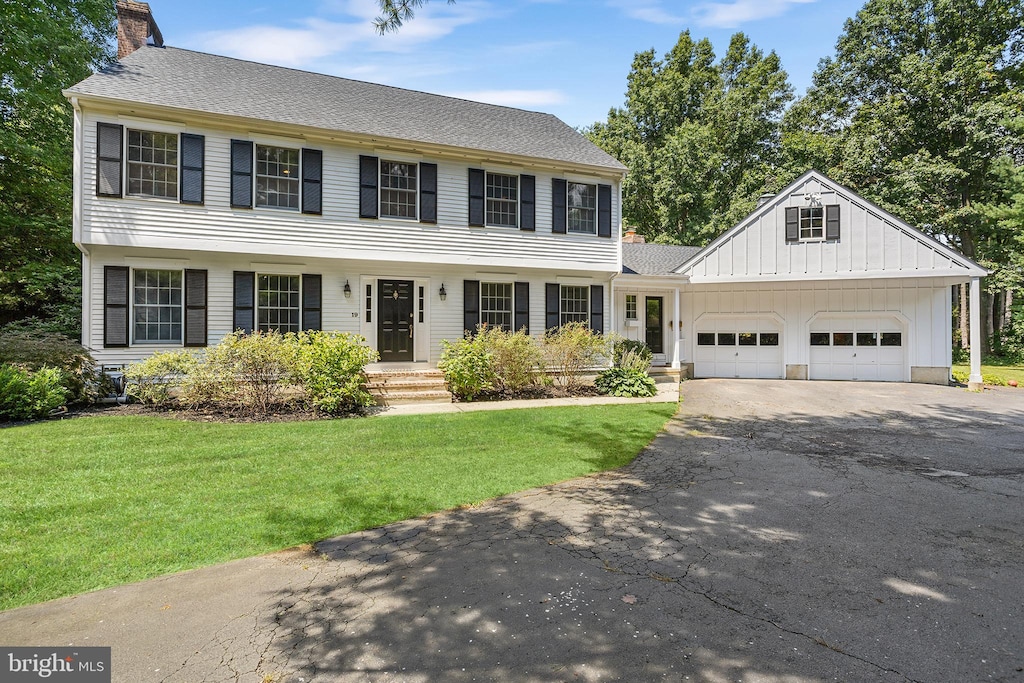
[
  {"left": 378, "top": 280, "right": 414, "bottom": 362},
  {"left": 645, "top": 297, "right": 664, "bottom": 354}
]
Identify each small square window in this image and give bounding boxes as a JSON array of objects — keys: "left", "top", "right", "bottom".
[
  {"left": 833, "top": 332, "right": 854, "bottom": 346},
  {"left": 856, "top": 332, "right": 878, "bottom": 346},
  {"left": 738, "top": 332, "right": 757, "bottom": 346},
  {"left": 717, "top": 333, "right": 736, "bottom": 346},
  {"left": 810, "top": 332, "right": 831, "bottom": 346},
  {"left": 759, "top": 333, "right": 779, "bottom": 346},
  {"left": 800, "top": 206, "right": 823, "bottom": 240},
  {"left": 881, "top": 332, "right": 903, "bottom": 347},
  {"left": 697, "top": 333, "right": 715, "bottom": 346}
]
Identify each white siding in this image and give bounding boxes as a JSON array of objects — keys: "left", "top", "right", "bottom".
[{"left": 79, "top": 110, "right": 620, "bottom": 274}]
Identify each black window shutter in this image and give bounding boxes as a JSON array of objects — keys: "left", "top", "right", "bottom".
[
  {"left": 463, "top": 280, "right": 480, "bottom": 334},
  {"left": 520, "top": 175, "right": 535, "bottom": 231},
  {"left": 301, "top": 148, "right": 322, "bottom": 215},
  {"left": 301, "top": 274, "right": 322, "bottom": 331},
  {"left": 785, "top": 206, "right": 799, "bottom": 242},
  {"left": 359, "top": 155, "right": 378, "bottom": 218},
  {"left": 545, "top": 283, "right": 560, "bottom": 330},
  {"left": 179, "top": 133, "right": 205, "bottom": 204},
  {"left": 420, "top": 162, "right": 438, "bottom": 224},
  {"left": 551, "top": 179, "right": 567, "bottom": 234},
  {"left": 230, "top": 140, "right": 253, "bottom": 208},
  {"left": 825, "top": 204, "right": 841, "bottom": 240},
  {"left": 468, "top": 168, "right": 485, "bottom": 227},
  {"left": 589, "top": 285, "right": 604, "bottom": 334},
  {"left": 597, "top": 184, "right": 612, "bottom": 238},
  {"left": 184, "top": 269, "right": 208, "bottom": 347},
  {"left": 103, "top": 266, "right": 129, "bottom": 347},
  {"left": 96, "top": 122, "right": 123, "bottom": 197},
  {"left": 514, "top": 282, "right": 530, "bottom": 333},
  {"left": 233, "top": 271, "right": 255, "bottom": 333}
]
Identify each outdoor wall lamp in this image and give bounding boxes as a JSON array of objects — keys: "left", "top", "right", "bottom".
[
  {"left": 439, "top": 283, "right": 447, "bottom": 301},
  {"left": 343, "top": 280, "right": 352, "bottom": 298}
]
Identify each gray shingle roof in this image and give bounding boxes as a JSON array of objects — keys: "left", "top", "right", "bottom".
[
  {"left": 66, "top": 46, "right": 626, "bottom": 172},
  {"left": 622, "top": 243, "right": 703, "bottom": 276}
]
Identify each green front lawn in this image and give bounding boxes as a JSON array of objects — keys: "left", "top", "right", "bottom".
[
  {"left": 0, "top": 403, "right": 676, "bottom": 611},
  {"left": 953, "top": 359, "right": 1024, "bottom": 385}
]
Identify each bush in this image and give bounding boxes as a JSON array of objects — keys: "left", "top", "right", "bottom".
[
  {"left": 294, "top": 331, "right": 379, "bottom": 413},
  {"left": 595, "top": 367, "right": 658, "bottom": 397},
  {"left": 124, "top": 350, "right": 200, "bottom": 407},
  {"left": 612, "top": 338, "right": 652, "bottom": 370},
  {"left": 439, "top": 331, "right": 494, "bottom": 401},
  {"left": 0, "top": 330, "right": 100, "bottom": 404},
  {"left": 541, "top": 322, "right": 610, "bottom": 390},
  {"left": 0, "top": 364, "right": 69, "bottom": 421},
  {"left": 951, "top": 368, "right": 1008, "bottom": 386},
  {"left": 481, "top": 326, "right": 544, "bottom": 393},
  {"left": 196, "top": 331, "right": 299, "bottom": 414}
]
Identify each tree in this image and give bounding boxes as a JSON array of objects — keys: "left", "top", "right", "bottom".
[
  {"left": 588, "top": 32, "right": 792, "bottom": 245},
  {"left": 784, "top": 0, "right": 1024, "bottom": 353},
  {"left": 374, "top": 0, "right": 455, "bottom": 34},
  {"left": 0, "top": 0, "right": 115, "bottom": 337}
]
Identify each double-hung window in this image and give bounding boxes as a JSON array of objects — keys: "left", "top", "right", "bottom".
[
  {"left": 486, "top": 172, "right": 518, "bottom": 227},
  {"left": 127, "top": 130, "right": 178, "bottom": 199},
  {"left": 567, "top": 182, "right": 597, "bottom": 234},
  {"left": 256, "top": 145, "right": 300, "bottom": 210},
  {"left": 481, "top": 282, "right": 513, "bottom": 330},
  {"left": 381, "top": 161, "right": 417, "bottom": 219},
  {"left": 800, "top": 206, "right": 823, "bottom": 240},
  {"left": 257, "top": 274, "right": 301, "bottom": 333},
  {"left": 560, "top": 285, "right": 589, "bottom": 325},
  {"left": 133, "top": 269, "right": 183, "bottom": 343}
]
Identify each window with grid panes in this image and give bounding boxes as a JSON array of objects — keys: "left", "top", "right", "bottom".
[
  {"left": 380, "top": 161, "right": 417, "bottom": 218},
  {"left": 127, "top": 130, "right": 178, "bottom": 199},
  {"left": 481, "top": 282, "right": 513, "bottom": 330},
  {"left": 799, "top": 206, "right": 823, "bottom": 240},
  {"left": 486, "top": 172, "right": 517, "bottom": 227},
  {"left": 257, "top": 274, "right": 301, "bottom": 333},
  {"left": 567, "top": 182, "right": 597, "bottom": 233},
  {"left": 625, "top": 294, "right": 637, "bottom": 320},
  {"left": 133, "top": 269, "right": 182, "bottom": 343},
  {"left": 560, "top": 285, "right": 589, "bottom": 325},
  {"left": 256, "top": 145, "right": 299, "bottom": 209}
]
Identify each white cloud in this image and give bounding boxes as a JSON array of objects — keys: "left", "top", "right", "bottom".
[
  {"left": 606, "top": 0, "right": 685, "bottom": 25},
  {"left": 445, "top": 89, "right": 567, "bottom": 108},
  {"left": 693, "top": 0, "right": 818, "bottom": 28},
  {"left": 192, "top": 19, "right": 355, "bottom": 67}
]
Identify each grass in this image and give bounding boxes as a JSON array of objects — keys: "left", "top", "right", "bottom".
[
  {"left": 953, "top": 357, "right": 1024, "bottom": 385},
  {"left": 0, "top": 403, "right": 676, "bottom": 611}
]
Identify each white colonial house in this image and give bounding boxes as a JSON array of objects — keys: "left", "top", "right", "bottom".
[{"left": 66, "top": 2, "right": 987, "bottom": 389}]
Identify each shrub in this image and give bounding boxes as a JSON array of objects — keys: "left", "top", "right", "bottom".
[
  {"left": 541, "top": 322, "right": 610, "bottom": 390},
  {"left": 439, "top": 331, "right": 494, "bottom": 401},
  {"left": 616, "top": 347, "right": 653, "bottom": 374},
  {"left": 612, "top": 338, "right": 652, "bottom": 370},
  {"left": 595, "top": 367, "right": 658, "bottom": 398},
  {"left": 124, "top": 350, "right": 200, "bottom": 407},
  {"left": 481, "top": 326, "right": 544, "bottom": 393},
  {"left": 0, "top": 330, "right": 100, "bottom": 404},
  {"left": 951, "top": 368, "right": 1008, "bottom": 386},
  {"left": 197, "top": 331, "right": 299, "bottom": 414},
  {"left": 294, "top": 331, "right": 378, "bottom": 413},
  {"left": 0, "top": 364, "right": 69, "bottom": 421}
]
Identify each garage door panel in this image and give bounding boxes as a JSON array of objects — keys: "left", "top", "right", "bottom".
[
  {"left": 695, "top": 318, "right": 783, "bottom": 379},
  {"left": 809, "top": 317, "right": 906, "bottom": 382}
]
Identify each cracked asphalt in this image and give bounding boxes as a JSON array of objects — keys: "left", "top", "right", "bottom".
[{"left": 2, "top": 380, "right": 1022, "bottom": 682}]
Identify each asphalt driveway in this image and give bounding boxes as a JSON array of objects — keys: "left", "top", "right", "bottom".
[{"left": 1, "top": 380, "right": 1022, "bottom": 682}]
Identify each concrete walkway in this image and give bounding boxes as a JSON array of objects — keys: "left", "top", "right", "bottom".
[{"left": 1, "top": 380, "right": 1022, "bottom": 682}]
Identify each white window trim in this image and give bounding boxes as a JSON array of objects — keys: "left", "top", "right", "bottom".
[
  {"left": 484, "top": 170, "right": 519, "bottom": 229},
  {"left": 559, "top": 284, "right": 590, "bottom": 326},
  {"left": 131, "top": 267, "right": 184, "bottom": 346},
  {"left": 624, "top": 294, "right": 638, "bottom": 320},
  {"left": 254, "top": 143, "right": 302, "bottom": 212},
  {"left": 255, "top": 273, "right": 303, "bottom": 334},
  {"left": 480, "top": 281, "right": 515, "bottom": 330},
  {"left": 124, "top": 127, "right": 180, "bottom": 202},
  {"left": 798, "top": 205, "right": 825, "bottom": 242},
  {"left": 379, "top": 158, "right": 419, "bottom": 221},
  {"left": 566, "top": 180, "right": 598, "bottom": 235}
]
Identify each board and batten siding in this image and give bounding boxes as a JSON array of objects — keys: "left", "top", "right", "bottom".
[
  {"left": 84, "top": 247, "right": 611, "bottom": 367},
  {"left": 79, "top": 111, "right": 621, "bottom": 274},
  {"left": 679, "top": 279, "right": 953, "bottom": 372},
  {"left": 680, "top": 176, "right": 975, "bottom": 282}
]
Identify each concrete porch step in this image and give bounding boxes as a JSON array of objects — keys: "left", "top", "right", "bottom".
[{"left": 364, "top": 369, "right": 452, "bottom": 406}]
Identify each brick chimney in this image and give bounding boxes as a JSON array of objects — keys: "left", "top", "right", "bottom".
[
  {"left": 622, "top": 227, "right": 645, "bottom": 244},
  {"left": 116, "top": 1, "right": 163, "bottom": 60}
]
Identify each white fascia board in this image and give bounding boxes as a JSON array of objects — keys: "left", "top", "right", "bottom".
[{"left": 687, "top": 269, "right": 983, "bottom": 285}]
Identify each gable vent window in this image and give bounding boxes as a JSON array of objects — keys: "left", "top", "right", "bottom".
[
  {"left": 127, "top": 130, "right": 178, "bottom": 199},
  {"left": 567, "top": 182, "right": 597, "bottom": 234},
  {"left": 486, "top": 172, "right": 518, "bottom": 227},
  {"left": 257, "top": 274, "right": 301, "bottom": 333},
  {"left": 381, "top": 161, "right": 418, "bottom": 219},
  {"left": 256, "top": 145, "right": 299, "bottom": 210},
  {"left": 133, "top": 269, "right": 182, "bottom": 343},
  {"left": 800, "top": 207, "right": 823, "bottom": 240}
]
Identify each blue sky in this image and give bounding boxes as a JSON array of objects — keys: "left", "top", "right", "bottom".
[{"left": 152, "top": 0, "right": 866, "bottom": 129}]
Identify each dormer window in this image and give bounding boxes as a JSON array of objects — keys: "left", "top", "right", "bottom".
[
  {"left": 800, "top": 207, "right": 823, "bottom": 240},
  {"left": 255, "top": 145, "right": 299, "bottom": 210},
  {"left": 127, "top": 130, "right": 178, "bottom": 199}
]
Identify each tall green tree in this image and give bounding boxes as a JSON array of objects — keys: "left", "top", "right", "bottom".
[
  {"left": 588, "top": 32, "right": 792, "bottom": 245},
  {"left": 0, "top": 0, "right": 115, "bottom": 337}
]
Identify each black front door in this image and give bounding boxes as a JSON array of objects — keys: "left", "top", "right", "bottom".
[
  {"left": 378, "top": 280, "right": 414, "bottom": 362},
  {"left": 645, "top": 297, "right": 664, "bottom": 354}
]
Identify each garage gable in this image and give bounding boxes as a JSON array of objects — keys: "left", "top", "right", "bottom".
[{"left": 676, "top": 170, "right": 988, "bottom": 283}]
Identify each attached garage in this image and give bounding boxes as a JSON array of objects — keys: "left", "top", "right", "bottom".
[
  {"left": 808, "top": 316, "right": 906, "bottom": 382},
  {"left": 694, "top": 317, "right": 783, "bottom": 379}
]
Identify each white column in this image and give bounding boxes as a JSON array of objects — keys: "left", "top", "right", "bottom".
[
  {"left": 968, "top": 276, "right": 983, "bottom": 390},
  {"left": 672, "top": 287, "right": 681, "bottom": 369}
]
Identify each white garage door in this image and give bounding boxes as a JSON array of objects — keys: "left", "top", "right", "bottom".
[
  {"left": 694, "top": 319, "right": 783, "bottom": 379},
  {"left": 809, "top": 318, "right": 906, "bottom": 382}
]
